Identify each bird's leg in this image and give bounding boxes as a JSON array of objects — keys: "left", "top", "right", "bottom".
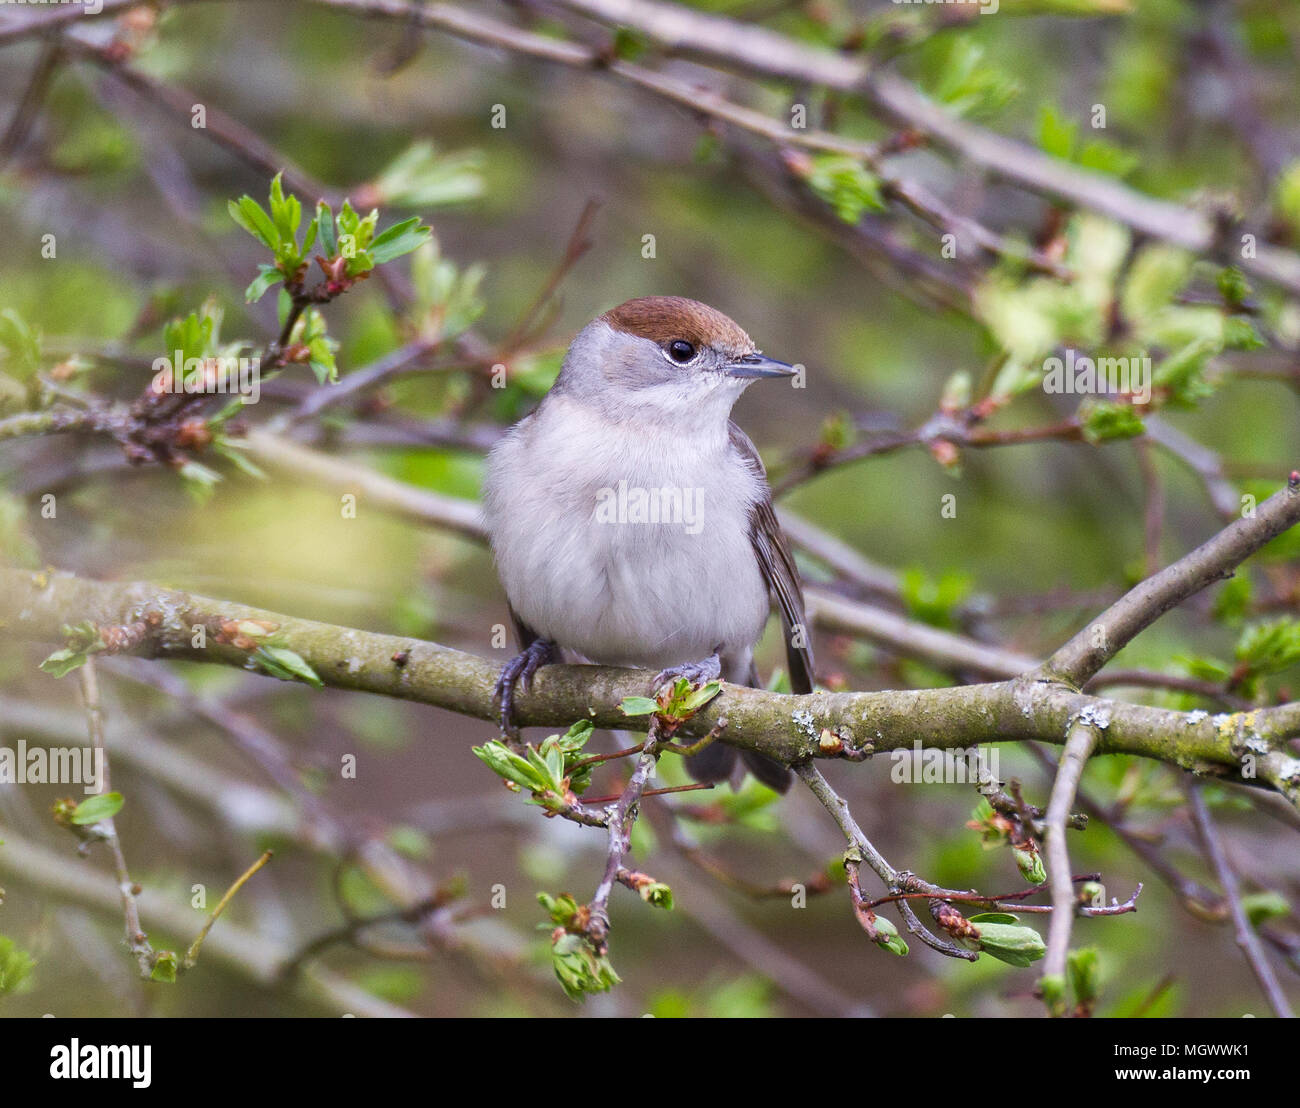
[
  {"left": 655, "top": 650, "right": 749, "bottom": 786},
  {"left": 494, "top": 638, "right": 556, "bottom": 735},
  {"left": 653, "top": 649, "right": 722, "bottom": 691}
]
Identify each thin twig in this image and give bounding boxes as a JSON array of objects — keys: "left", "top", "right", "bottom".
[
  {"left": 1040, "top": 718, "right": 1100, "bottom": 1010},
  {"left": 183, "top": 850, "right": 274, "bottom": 970},
  {"left": 1187, "top": 784, "right": 1295, "bottom": 1018},
  {"left": 794, "top": 762, "right": 976, "bottom": 959},
  {"left": 584, "top": 721, "right": 661, "bottom": 951},
  {"left": 77, "top": 658, "right": 155, "bottom": 978}
]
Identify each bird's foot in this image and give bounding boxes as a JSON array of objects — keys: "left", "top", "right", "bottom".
[
  {"left": 653, "top": 651, "right": 722, "bottom": 693},
  {"left": 494, "top": 638, "right": 556, "bottom": 735}
]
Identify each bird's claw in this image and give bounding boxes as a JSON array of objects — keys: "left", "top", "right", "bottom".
[
  {"left": 653, "top": 651, "right": 722, "bottom": 692},
  {"left": 494, "top": 638, "right": 556, "bottom": 735}
]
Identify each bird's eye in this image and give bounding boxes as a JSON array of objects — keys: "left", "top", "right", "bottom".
[{"left": 667, "top": 340, "right": 696, "bottom": 363}]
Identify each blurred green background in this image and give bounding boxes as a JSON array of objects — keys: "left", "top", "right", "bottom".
[{"left": 0, "top": 0, "right": 1298, "bottom": 1016}]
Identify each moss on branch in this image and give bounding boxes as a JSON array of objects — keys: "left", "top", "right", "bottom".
[{"left": 4, "top": 566, "right": 1297, "bottom": 804}]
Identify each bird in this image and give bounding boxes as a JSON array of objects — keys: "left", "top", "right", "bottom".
[{"left": 482, "top": 295, "right": 814, "bottom": 791}]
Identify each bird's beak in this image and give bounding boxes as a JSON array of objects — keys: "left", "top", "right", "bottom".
[{"left": 725, "top": 352, "right": 797, "bottom": 379}]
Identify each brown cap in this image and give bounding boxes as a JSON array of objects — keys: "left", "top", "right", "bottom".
[{"left": 600, "top": 296, "right": 755, "bottom": 355}]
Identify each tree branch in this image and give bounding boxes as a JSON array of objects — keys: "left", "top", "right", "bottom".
[
  {"left": 554, "top": 0, "right": 1300, "bottom": 294},
  {"left": 4, "top": 551, "right": 1300, "bottom": 809},
  {"left": 1039, "top": 718, "right": 1100, "bottom": 1013},
  {"left": 1187, "top": 784, "right": 1295, "bottom": 1018},
  {"left": 1040, "top": 473, "right": 1300, "bottom": 686}
]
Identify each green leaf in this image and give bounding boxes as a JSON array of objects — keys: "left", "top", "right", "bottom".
[
  {"left": 620, "top": 696, "right": 659, "bottom": 717},
  {"left": 1241, "top": 891, "right": 1290, "bottom": 926},
  {"left": 211, "top": 438, "right": 267, "bottom": 480},
  {"left": 38, "top": 622, "right": 106, "bottom": 677},
  {"left": 0, "top": 309, "right": 42, "bottom": 376},
  {"left": 70, "top": 791, "right": 124, "bottom": 825},
  {"left": 805, "top": 155, "right": 886, "bottom": 224},
  {"left": 1274, "top": 160, "right": 1300, "bottom": 240},
  {"left": 939, "top": 371, "right": 972, "bottom": 412},
  {"left": 473, "top": 740, "right": 546, "bottom": 791},
  {"left": 163, "top": 308, "right": 219, "bottom": 366},
  {"left": 555, "top": 720, "right": 595, "bottom": 752},
  {"left": 301, "top": 214, "right": 319, "bottom": 257},
  {"left": 1217, "top": 266, "right": 1252, "bottom": 306},
  {"left": 369, "top": 141, "right": 484, "bottom": 209},
  {"left": 1223, "top": 316, "right": 1264, "bottom": 351},
  {"left": 1121, "top": 244, "right": 1193, "bottom": 321},
  {"left": 1235, "top": 618, "right": 1300, "bottom": 676},
  {"left": 369, "top": 217, "right": 433, "bottom": 265},
  {"left": 307, "top": 336, "right": 338, "bottom": 384},
  {"left": 63, "top": 620, "right": 106, "bottom": 649},
  {"left": 537, "top": 891, "right": 582, "bottom": 927},
  {"left": 1068, "top": 946, "right": 1101, "bottom": 1008},
  {"left": 871, "top": 916, "right": 909, "bottom": 956},
  {"left": 1180, "top": 654, "right": 1231, "bottom": 682},
  {"left": 228, "top": 195, "right": 279, "bottom": 250},
  {"left": 385, "top": 825, "right": 433, "bottom": 861},
  {"left": 1213, "top": 573, "right": 1252, "bottom": 626},
  {"left": 316, "top": 201, "right": 338, "bottom": 257},
  {"left": 677, "top": 680, "right": 722, "bottom": 714},
  {"left": 1039, "top": 971, "right": 1067, "bottom": 1017},
  {"left": 611, "top": 27, "right": 648, "bottom": 60},
  {"left": 928, "top": 40, "right": 1020, "bottom": 120},
  {"left": 267, "top": 172, "right": 301, "bottom": 246},
  {"left": 39, "top": 648, "right": 89, "bottom": 678},
  {"left": 1014, "top": 845, "right": 1047, "bottom": 885},
  {"left": 408, "top": 239, "right": 486, "bottom": 341},
  {"left": 252, "top": 646, "right": 324, "bottom": 688},
  {"left": 0, "top": 935, "right": 36, "bottom": 995},
  {"left": 900, "top": 567, "right": 971, "bottom": 629},
  {"left": 1076, "top": 138, "right": 1139, "bottom": 179},
  {"left": 1080, "top": 399, "right": 1145, "bottom": 443},
  {"left": 638, "top": 881, "right": 674, "bottom": 910},
  {"left": 1153, "top": 337, "right": 1218, "bottom": 406},
  {"left": 244, "top": 264, "right": 283, "bottom": 304},
  {"left": 150, "top": 950, "right": 178, "bottom": 984},
  {"left": 179, "top": 460, "right": 223, "bottom": 503},
  {"left": 1038, "top": 103, "right": 1078, "bottom": 160},
  {"left": 969, "top": 920, "right": 1047, "bottom": 967},
  {"left": 335, "top": 199, "right": 378, "bottom": 252},
  {"left": 550, "top": 932, "right": 620, "bottom": 1001},
  {"left": 709, "top": 778, "right": 781, "bottom": 831}
]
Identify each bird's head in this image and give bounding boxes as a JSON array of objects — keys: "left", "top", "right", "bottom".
[{"left": 554, "top": 296, "right": 797, "bottom": 427}]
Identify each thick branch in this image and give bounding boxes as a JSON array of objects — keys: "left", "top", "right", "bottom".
[{"left": 4, "top": 566, "right": 1299, "bottom": 805}]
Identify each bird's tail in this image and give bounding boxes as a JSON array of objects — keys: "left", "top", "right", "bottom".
[
  {"left": 685, "top": 658, "right": 794, "bottom": 793},
  {"left": 684, "top": 745, "right": 792, "bottom": 793}
]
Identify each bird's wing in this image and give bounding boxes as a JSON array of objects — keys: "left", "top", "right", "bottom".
[{"left": 729, "top": 421, "right": 815, "bottom": 694}]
